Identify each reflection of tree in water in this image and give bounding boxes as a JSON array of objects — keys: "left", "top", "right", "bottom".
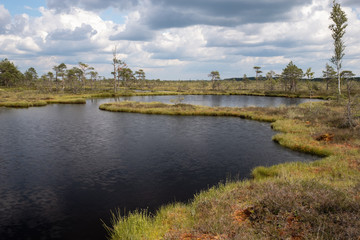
[{"left": 209, "top": 95, "right": 223, "bottom": 107}]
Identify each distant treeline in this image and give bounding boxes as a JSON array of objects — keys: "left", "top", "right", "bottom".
[{"left": 224, "top": 77, "right": 360, "bottom": 82}]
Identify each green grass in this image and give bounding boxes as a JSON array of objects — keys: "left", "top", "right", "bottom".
[{"left": 105, "top": 203, "right": 193, "bottom": 240}]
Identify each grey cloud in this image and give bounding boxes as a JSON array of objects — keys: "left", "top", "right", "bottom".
[
  {"left": 46, "top": 0, "right": 139, "bottom": 12},
  {"left": 144, "top": 43, "right": 182, "bottom": 60},
  {"left": 145, "top": 42, "right": 199, "bottom": 61},
  {"left": 142, "top": 0, "right": 313, "bottom": 29},
  {"left": 142, "top": 8, "right": 199, "bottom": 29},
  {"left": 233, "top": 47, "right": 286, "bottom": 57},
  {"left": 46, "top": 0, "right": 314, "bottom": 28},
  {"left": 110, "top": 24, "right": 154, "bottom": 41},
  {"left": 8, "top": 15, "right": 29, "bottom": 35},
  {"left": 151, "top": 0, "right": 290, "bottom": 18},
  {"left": 206, "top": 37, "right": 308, "bottom": 49},
  {"left": 41, "top": 40, "right": 100, "bottom": 56},
  {"left": 0, "top": 5, "right": 11, "bottom": 34},
  {"left": 150, "top": 52, "right": 181, "bottom": 60},
  {"left": 148, "top": 46, "right": 197, "bottom": 60},
  {"left": 342, "top": 0, "right": 360, "bottom": 7},
  {"left": 47, "top": 24, "right": 97, "bottom": 41}
]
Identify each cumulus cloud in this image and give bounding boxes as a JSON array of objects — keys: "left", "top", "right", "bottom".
[
  {"left": 0, "top": 5, "right": 11, "bottom": 33},
  {"left": 141, "top": 0, "right": 313, "bottom": 29},
  {"left": 342, "top": 0, "right": 360, "bottom": 7},
  {"left": 0, "top": 6, "right": 121, "bottom": 75},
  {"left": 145, "top": 26, "right": 208, "bottom": 60},
  {"left": 1, "top": 0, "right": 360, "bottom": 79},
  {"left": 110, "top": 25, "right": 154, "bottom": 41},
  {"left": 29, "top": 7, "right": 116, "bottom": 57},
  {"left": 46, "top": 0, "right": 140, "bottom": 12},
  {"left": 47, "top": 23, "right": 97, "bottom": 41},
  {"left": 8, "top": 14, "right": 30, "bottom": 35},
  {"left": 47, "top": 0, "right": 315, "bottom": 28},
  {"left": 203, "top": 0, "right": 333, "bottom": 62},
  {"left": 109, "top": 11, "right": 154, "bottom": 41}
]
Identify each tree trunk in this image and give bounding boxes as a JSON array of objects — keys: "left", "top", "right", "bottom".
[
  {"left": 113, "top": 65, "right": 117, "bottom": 93},
  {"left": 337, "top": 63, "right": 341, "bottom": 96}
]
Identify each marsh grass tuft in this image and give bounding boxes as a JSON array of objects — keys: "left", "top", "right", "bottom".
[
  {"left": 251, "top": 166, "right": 280, "bottom": 180},
  {"left": 105, "top": 203, "right": 193, "bottom": 240}
]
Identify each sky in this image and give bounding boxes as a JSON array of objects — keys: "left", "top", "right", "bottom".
[{"left": 0, "top": 0, "right": 359, "bottom": 80}]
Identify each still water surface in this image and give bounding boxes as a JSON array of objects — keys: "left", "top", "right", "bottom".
[
  {"left": 0, "top": 95, "right": 319, "bottom": 239},
  {"left": 105, "top": 94, "right": 322, "bottom": 107}
]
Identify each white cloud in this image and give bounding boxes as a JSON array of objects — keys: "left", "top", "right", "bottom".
[
  {"left": 109, "top": 11, "right": 154, "bottom": 41},
  {"left": 0, "top": 7, "right": 121, "bottom": 75},
  {"left": 146, "top": 26, "right": 209, "bottom": 60},
  {"left": 0, "top": 0, "right": 359, "bottom": 79},
  {"left": 0, "top": 5, "right": 11, "bottom": 33}
]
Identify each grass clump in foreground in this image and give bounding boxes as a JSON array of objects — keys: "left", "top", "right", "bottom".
[{"left": 103, "top": 100, "right": 360, "bottom": 240}]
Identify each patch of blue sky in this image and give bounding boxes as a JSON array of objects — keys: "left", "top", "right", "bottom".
[
  {"left": 2, "top": 0, "right": 45, "bottom": 17},
  {"left": 100, "top": 7, "right": 126, "bottom": 24}
]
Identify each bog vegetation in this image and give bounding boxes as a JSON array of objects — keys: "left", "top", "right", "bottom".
[
  {"left": 0, "top": 1, "right": 359, "bottom": 239},
  {"left": 99, "top": 99, "right": 360, "bottom": 239}
]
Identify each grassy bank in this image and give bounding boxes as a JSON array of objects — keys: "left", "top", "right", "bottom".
[
  {"left": 0, "top": 89, "right": 88, "bottom": 108},
  {"left": 0, "top": 89, "right": 180, "bottom": 108},
  {"left": 99, "top": 101, "right": 281, "bottom": 122},
  {"left": 102, "top": 100, "right": 360, "bottom": 240}
]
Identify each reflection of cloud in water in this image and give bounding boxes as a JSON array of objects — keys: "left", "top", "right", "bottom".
[{"left": 0, "top": 96, "right": 321, "bottom": 239}]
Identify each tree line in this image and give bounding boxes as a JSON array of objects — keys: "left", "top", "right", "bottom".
[{"left": 0, "top": 58, "right": 147, "bottom": 93}]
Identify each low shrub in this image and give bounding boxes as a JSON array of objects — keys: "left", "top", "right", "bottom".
[{"left": 249, "top": 181, "right": 360, "bottom": 240}]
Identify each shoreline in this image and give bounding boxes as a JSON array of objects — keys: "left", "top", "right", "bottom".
[
  {"left": 0, "top": 88, "right": 329, "bottom": 109},
  {"left": 100, "top": 100, "right": 360, "bottom": 239}
]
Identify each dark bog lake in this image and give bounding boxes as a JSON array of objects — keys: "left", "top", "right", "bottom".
[{"left": 0, "top": 95, "right": 320, "bottom": 240}]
